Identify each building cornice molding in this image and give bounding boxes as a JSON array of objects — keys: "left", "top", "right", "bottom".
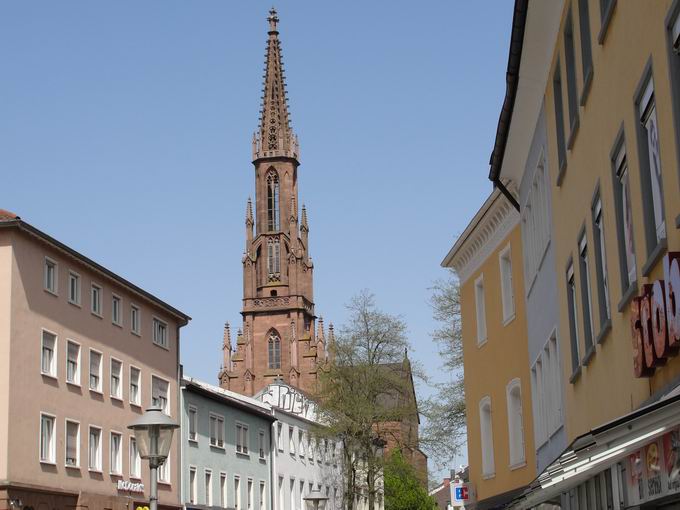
[{"left": 442, "top": 190, "right": 520, "bottom": 284}]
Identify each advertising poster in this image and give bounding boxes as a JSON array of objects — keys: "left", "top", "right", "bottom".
[
  {"left": 646, "top": 440, "right": 663, "bottom": 498},
  {"left": 664, "top": 429, "right": 680, "bottom": 491},
  {"left": 625, "top": 429, "right": 680, "bottom": 506}
]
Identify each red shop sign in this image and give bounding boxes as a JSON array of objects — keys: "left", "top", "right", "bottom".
[{"left": 631, "top": 253, "right": 680, "bottom": 377}]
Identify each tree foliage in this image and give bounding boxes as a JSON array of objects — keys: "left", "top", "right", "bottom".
[
  {"left": 384, "top": 449, "right": 436, "bottom": 510},
  {"left": 316, "top": 290, "right": 418, "bottom": 510},
  {"left": 420, "top": 270, "right": 466, "bottom": 470}
]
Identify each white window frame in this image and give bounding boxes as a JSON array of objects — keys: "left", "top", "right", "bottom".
[
  {"left": 130, "top": 436, "right": 141, "bottom": 479},
  {"left": 506, "top": 378, "right": 526, "bottom": 468},
  {"left": 188, "top": 405, "right": 198, "bottom": 443},
  {"left": 66, "top": 339, "right": 81, "bottom": 386},
  {"left": 151, "top": 374, "right": 170, "bottom": 415},
  {"left": 44, "top": 257, "right": 58, "bottom": 295},
  {"left": 41, "top": 328, "right": 58, "bottom": 378},
  {"left": 298, "top": 430, "right": 305, "bottom": 458},
  {"left": 259, "top": 481, "right": 266, "bottom": 510},
  {"left": 236, "top": 421, "right": 249, "bottom": 455},
  {"left": 594, "top": 198, "right": 611, "bottom": 321},
  {"left": 638, "top": 77, "right": 666, "bottom": 243},
  {"left": 220, "top": 472, "right": 227, "bottom": 508},
  {"left": 567, "top": 263, "right": 581, "bottom": 371},
  {"left": 479, "top": 396, "right": 495, "bottom": 479},
  {"left": 88, "top": 425, "right": 102, "bottom": 472},
  {"left": 205, "top": 468, "right": 213, "bottom": 506},
  {"left": 152, "top": 317, "right": 169, "bottom": 349},
  {"left": 235, "top": 475, "right": 242, "bottom": 510},
  {"left": 288, "top": 426, "right": 296, "bottom": 456},
  {"left": 615, "top": 147, "right": 637, "bottom": 286},
  {"left": 189, "top": 466, "right": 197, "bottom": 504},
  {"left": 277, "top": 423, "right": 284, "bottom": 452},
  {"left": 474, "top": 275, "right": 487, "bottom": 345},
  {"left": 131, "top": 304, "right": 141, "bottom": 336},
  {"left": 39, "top": 412, "right": 56, "bottom": 464},
  {"left": 259, "top": 429, "right": 266, "bottom": 459},
  {"left": 91, "top": 283, "right": 103, "bottom": 317},
  {"left": 110, "top": 431, "right": 123, "bottom": 475},
  {"left": 110, "top": 357, "right": 123, "bottom": 400},
  {"left": 499, "top": 245, "right": 516, "bottom": 324},
  {"left": 112, "top": 294, "right": 122, "bottom": 327},
  {"left": 210, "top": 413, "right": 225, "bottom": 448},
  {"left": 129, "top": 365, "right": 141, "bottom": 406},
  {"left": 158, "top": 452, "right": 170, "bottom": 484},
  {"left": 68, "top": 270, "right": 81, "bottom": 306},
  {"left": 247, "top": 478, "right": 253, "bottom": 510},
  {"left": 65, "top": 418, "right": 80, "bottom": 468},
  {"left": 579, "top": 233, "right": 595, "bottom": 347},
  {"left": 89, "top": 348, "right": 103, "bottom": 393}
]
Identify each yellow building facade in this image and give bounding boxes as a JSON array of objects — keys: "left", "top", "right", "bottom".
[
  {"left": 544, "top": 0, "right": 680, "bottom": 440},
  {"left": 483, "top": 1, "right": 680, "bottom": 508},
  {"left": 443, "top": 190, "right": 536, "bottom": 509}
]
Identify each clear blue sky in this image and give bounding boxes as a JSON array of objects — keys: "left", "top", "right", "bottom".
[{"left": 1, "top": 1, "right": 513, "bottom": 472}]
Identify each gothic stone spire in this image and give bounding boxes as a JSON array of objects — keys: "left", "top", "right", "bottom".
[{"left": 253, "top": 8, "right": 299, "bottom": 161}]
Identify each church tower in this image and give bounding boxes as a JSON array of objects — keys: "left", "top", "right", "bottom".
[{"left": 219, "top": 9, "right": 330, "bottom": 397}]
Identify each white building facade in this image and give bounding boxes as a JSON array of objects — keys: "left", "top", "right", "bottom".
[{"left": 254, "top": 383, "right": 345, "bottom": 510}]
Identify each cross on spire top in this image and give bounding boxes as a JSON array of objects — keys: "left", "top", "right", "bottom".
[{"left": 268, "top": 7, "right": 279, "bottom": 32}]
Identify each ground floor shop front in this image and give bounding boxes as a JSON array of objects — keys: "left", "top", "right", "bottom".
[
  {"left": 0, "top": 484, "right": 181, "bottom": 510},
  {"left": 511, "top": 388, "right": 680, "bottom": 510}
]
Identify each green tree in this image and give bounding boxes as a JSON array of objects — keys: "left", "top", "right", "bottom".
[
  {"left": 384, "top": 449, "right": 436, "bottom": 510},
  {"left": 420, "top": 270, "right": 466, "bottom": 470},
  {"left": 316, "top": 290, "right": 418, "bottom": 510}
]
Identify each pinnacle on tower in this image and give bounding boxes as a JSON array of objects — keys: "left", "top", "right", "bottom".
[
  {"left": 223, "top": 322, "right": 232, "bottom": 347},
  {"left": 301, "top": 204, "right": 309, "bottom": 231},
  {"left": 222, "top": 322, "right": 233, "bottom": 372},
  {"left": 290, "top": 195, "right": 297, "bottom": 222},
  {"left": 253, "top": 7, "right": 299, "bottom": 160},
  {"left": 246, "top": 197, "right": 254, "bottom": 226}
]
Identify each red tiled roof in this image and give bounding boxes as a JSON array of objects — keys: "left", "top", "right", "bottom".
[{"left": 0, "top": 209, "right": 18, "bottom": 221}]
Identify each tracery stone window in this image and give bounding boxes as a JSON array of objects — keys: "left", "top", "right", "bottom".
[
  {"left": 268, "top": 330, "right": 281, "bottom": 369},
  {"left": 267, "top": 170, "right": 280, "bottom": 231},
  {"left": 268, "top": 238, "right": 281, "bottom": 281}
]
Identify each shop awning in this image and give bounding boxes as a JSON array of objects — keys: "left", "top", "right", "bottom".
[{"left": 510, "top": 383, "right": 680, "bottom": 510}]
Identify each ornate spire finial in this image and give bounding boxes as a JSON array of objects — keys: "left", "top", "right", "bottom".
[
  {"left": 254, "top": 7, "right": 298, "bottom": 161},
  {"left": 268, "top": 7, "right": 279, "bottom": 32}
]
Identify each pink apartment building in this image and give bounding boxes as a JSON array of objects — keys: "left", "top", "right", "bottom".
[{"left": 0, "top": 210, "right": 190, "bottom": 510}]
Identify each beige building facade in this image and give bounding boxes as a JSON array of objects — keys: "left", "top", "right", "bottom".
[
  {"left": 443, "top": 190, "right": 536, "bottom": 509},
  {"left": 0, "top": 210, "right": 189, "bottom": 510}
]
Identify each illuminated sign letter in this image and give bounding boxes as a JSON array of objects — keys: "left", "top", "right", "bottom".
[{"left": 665, "top": 253, "right": 680, "bottom": 351}]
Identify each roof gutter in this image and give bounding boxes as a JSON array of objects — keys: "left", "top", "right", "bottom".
[{"left": 488, "top": 0, "right": 528, "bottom": 212}]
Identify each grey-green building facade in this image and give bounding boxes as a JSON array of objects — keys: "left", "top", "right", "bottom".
[{"left": 181, "top": 377, "right": 275, "bottom": 510}]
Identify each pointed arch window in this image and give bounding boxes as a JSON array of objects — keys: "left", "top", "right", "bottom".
[
  {"left": 268, "top": 331, "right": 281, "bottom": 369},
  {"left": 267, "top": 171, "right": 280, "bottom": 232},
  {"left": 268, "top": 238, "right": 281, "bottom": 281}
]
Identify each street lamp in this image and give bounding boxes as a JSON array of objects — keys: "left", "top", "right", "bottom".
[
  {"left": 303, "top": 488, "right": 328, "bottom": 510},
  {"left": 128, "top": 407, "right": 179, "bottom": 510}
]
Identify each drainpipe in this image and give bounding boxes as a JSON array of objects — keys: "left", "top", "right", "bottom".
[
  {"left": 488, "top": 0, "right": 528, "bottom": 214},
  {"left": 493, "top": 179, "right": 520, "bottom": 211},
  {"left": 271, "top": 412, "right": 277, "bottom": 510}
]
